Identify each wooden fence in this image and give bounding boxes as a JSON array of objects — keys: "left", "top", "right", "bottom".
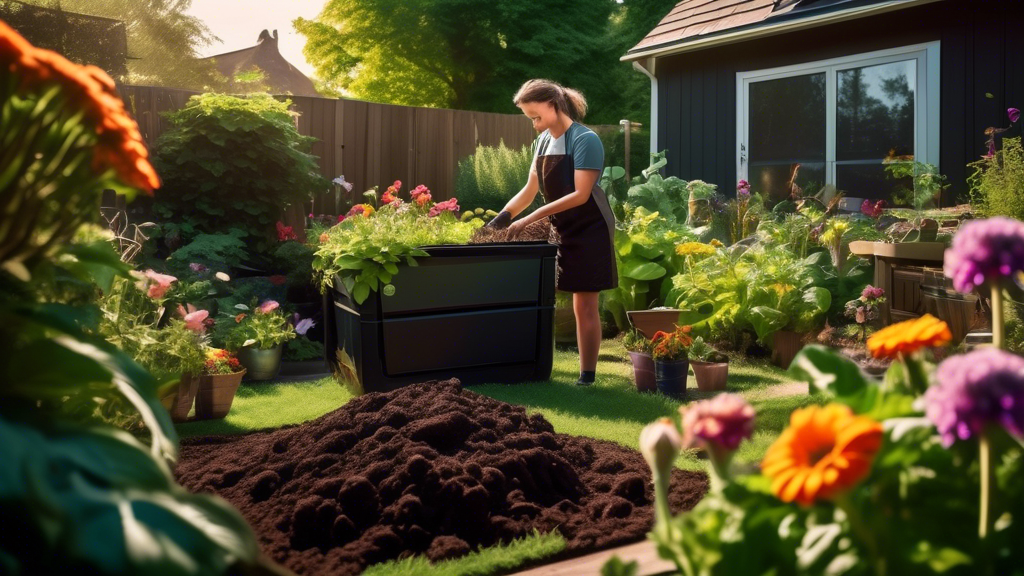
[{"left": 118, "top": 85, "right": 553, "bottom": 213}]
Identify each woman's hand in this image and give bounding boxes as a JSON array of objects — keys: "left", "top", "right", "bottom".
[{"left": 507, "top": 218, "right": 530, "bottom": 238}]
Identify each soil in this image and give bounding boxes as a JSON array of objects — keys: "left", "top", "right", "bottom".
[
  {"left": 176, "top": 379, "right": 708, "bottom": 575},
  {"left": 470, "top": 217, "right": 559, "bottom": 244},
  {"left": 816, "top": 325, "right": 890, "bottom": 376}
]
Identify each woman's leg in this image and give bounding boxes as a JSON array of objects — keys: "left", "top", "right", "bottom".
[{"left": 573, "top": 291, "right": 602, "bottom": 376}]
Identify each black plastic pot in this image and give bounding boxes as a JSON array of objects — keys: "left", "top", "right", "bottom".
[
  {"left": 655, "top": 359, "right": 688, "bottom": 398},
  {"left": 324, "top": 241, "right": 558, "bottom": 393}
]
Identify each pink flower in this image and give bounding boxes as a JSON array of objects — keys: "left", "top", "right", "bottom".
[
  {"left": 855, "top": 306, "right": 866, "bottom": 324},
  {"left": 392, "top": 180, "right": 402, "bottom": 191},
  {"left": 276, "top": 221, "right": 297, "bottom": 242},
  {"left": 736, "top": 179, "right": 750, "bottom": 196},
  {"left": 860, "top": 199, "right": 886, "bottom": 218},
  {"left": 257, "top": 300, "right": 280, "bottom": 314},
  {"left": 944, "top": 217, "right": 1024, "bottom": 293},
  {"left": 410, "top": 184, "right": 431, "bottom": 206},
  {"left": 861, "top": 285, "right": 885, "bottom": 300},
  {"left": 681, "top": 393, "right": 755, "bottom": 451},
  {"left": 183, "top": 309, "right": 209, "bottom": 332},
  {"left": 337, "top": 214, "right": 346, "bottom": 223},
  {"left": 1009, "top": 108, "right": 1020, "bottom": 123},
  {"left": 346, "top": 204, "right": 366, "bottom": 217},
  {"left": 140, "top": 270, "right": 176, "bottom": 299},
  {"left": 428, "top": 197, "right": 460, "bottom": 217}
]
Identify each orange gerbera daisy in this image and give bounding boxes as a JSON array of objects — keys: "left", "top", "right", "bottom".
[
  {"left": 0, "top": 20, "right": 159, "bottom": 193},
  {"left": 866, "top": 313, "right": 952, "bottom": 359},
  {"left": 761, "top": 404, "right": 883, "bottom": 506}
]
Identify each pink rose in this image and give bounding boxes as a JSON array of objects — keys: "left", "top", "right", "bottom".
[
  {"left": 142, "top": 270, "right": 176, "bottom": 299},
  {"left": 183, "top": 309, "right": 209, "bottom": 332},
  {"left": 257, "top": 300, "right": 280, "bottom": 314}
]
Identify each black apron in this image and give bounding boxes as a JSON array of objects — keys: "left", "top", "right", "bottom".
[{"left": 536, "top": 127, "right": 618, "bottom": 293}]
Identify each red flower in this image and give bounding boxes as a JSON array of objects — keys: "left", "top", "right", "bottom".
[
  {"left": 268, "top": 275, "right": 287, "bottom": 286},
  {"left": 276, "top": 221, "right": 297, "bottom": 241}
]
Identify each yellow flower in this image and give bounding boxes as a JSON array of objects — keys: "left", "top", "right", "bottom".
[
  {"left": 761, "top": 404, "right": 883, "bottom": 506},
  {"left": 675, "top": 242, "right": 716, "bottom": 257},
  {"left": 866, "top": 313, "right": 952, "bottom": 359},
  {"left": 709, "top": 239, "right": 724, "bottom": 248}
]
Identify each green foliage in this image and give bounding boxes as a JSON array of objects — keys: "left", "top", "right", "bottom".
[
  {"left": 599, "top": 126, "right": 651, "bottom": 186},
  {"left": 273, "top": 240, "right": 317, "bottom": 289},
  {"left": 221, "top": 302, "right": 295, "bottom": 351},
  {"left": 884, "top": 160, "right": 949, "bottom": 211},
  {"left": 362, "top": 530, "right": 566, "bottom": 576},
  {"left": 969, "top": 136, "right": 1024, "bottom": 221},
  {"left": 313, "top": 206, "right": 480, "bottom": 304},
  {"left": 165, "top": 231, "right": 247, "bottom": 276},
  {"left": 296, "top": 0, "right": 617, "bottom": 112},
  {"left": 622, "top": 328, "right": 653, "bottom": 354},
  {"left": 688, "top": 336, "right": 728, "bottom": 363},
  {"left": 625, "top": 174, "right": 690, "bottom": 223},
  {"left": 454, "top": 141, "right": 539, "bottom": 213},
  {"left": 283, "top": 335, "right": 325, "bottom": 361},
  {"left": 152, "top": 93, "right": 327, "bottom": 252}
]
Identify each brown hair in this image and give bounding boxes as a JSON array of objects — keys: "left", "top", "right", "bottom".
[{"left": 513, "top": 79, "right": 588, "bottom": 121}]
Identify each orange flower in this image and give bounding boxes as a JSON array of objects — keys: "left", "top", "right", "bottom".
[
  {"left": 0, "top": 21, "right": 159, "bottom": 193},
  {"left": 866, "top": 313, "right": 952, "bottom": 359},
  {"left": 761, "top": 404, "right": 883, "bottom": 506},
  {"left": 235, "top": 313, "right": 247, "bottom": 323}
]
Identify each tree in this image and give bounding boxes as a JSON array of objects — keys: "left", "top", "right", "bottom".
[
  {"left": 295, "top": 0, "right": 617, "bottom": 113},
  {"left": 20, "top": 0, "right": 225, "bottom": 90}
]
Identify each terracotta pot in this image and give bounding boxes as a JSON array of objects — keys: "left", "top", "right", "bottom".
[
  {"left": 772, "top": 330, "right": 805, "bottom": 369},
  {"left": 628, "top": 351, "right": 656, "bottom": 393},
  {"left": 654, "top": 358, "right": 688, "bottom": 398},
  {"left": 627, "top": 309, "right": 681, "bottom": 339},
  {"left": 691, "top": 361, "right": 729, "bottom": 391},
  {"left": 236, "top": 344, "right": 284, "bottom": 381},
  {"left": 159, "top": 373, "right": 199, "bottom": 422},
  {"left": 194, "top": 370, "right": 246, "bottom": 420}
]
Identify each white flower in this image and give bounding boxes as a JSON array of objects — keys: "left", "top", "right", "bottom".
[
  {"left": 333, "top": 175, "right": 353, "bottom": 192},
  {"left": 639, "top": 418, "right": 681, "bottom": 478},
  {"left": 242, "top": 339, "right": 257, "bottom": 348},
  {"left": 234, "top": 303, "right": 250, "bottom": 311},
  {"left": 215, "top": 271, "right": 231, "bottom": 282}
]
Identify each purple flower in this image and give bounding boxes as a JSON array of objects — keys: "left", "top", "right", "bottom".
[
  {"left": 925, "top": 349, "right": 1024, "bottom": 446},
  {"left": 1009, "top": 107, "right": 1021, "bottom": 123},
  {"left": 861, "top": 285, "right": 885, "bottom": 300},
  {"left": 189, "top": 262, "right": 208, "bottom": 274},
  {"left": 944, "top": 217, "right": 1024, "bottom": 293},
  {"left": 737, "top": 179, "right": 751, "bottom": 197},
  {"left": 295, "top": 318, "right": 316, "bottom": 336},
  {"left": 985, "top": 140, "right": 996, "bottom": 158}
]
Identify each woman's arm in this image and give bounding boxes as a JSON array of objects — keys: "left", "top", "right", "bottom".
[
  {"left": 501, "top": 166, "right": 541, "bottom": 218},
  {"left": 515, "top": 168, "right": 598, "bottom": 225}
]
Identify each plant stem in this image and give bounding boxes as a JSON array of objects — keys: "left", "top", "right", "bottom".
[
  {"left": 991, "top": 284, "right": 1004, "bottom": 350},
  {"left": 835, "top": 494, "right": 885, "bottom": 576},
  {"left": 979, "top": 433, "right": 991, "bottom": 540}
]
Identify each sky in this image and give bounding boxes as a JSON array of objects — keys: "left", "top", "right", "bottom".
[{"left": 186, "top": 0, "right": 324, "bottom": 78}]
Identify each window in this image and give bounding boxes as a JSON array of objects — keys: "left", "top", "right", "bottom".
[{"left": 737, "top": 42, "right": 939, "bottom": 201}]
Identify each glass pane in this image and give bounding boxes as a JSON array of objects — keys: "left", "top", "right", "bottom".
[
  {"left": 749, "top": 73, "right": 826, "bottom": 165},
  {"left": 749, "top": 162, "right": 826, "bottom": 201},
  {"left": 837, "top": 60, "right": 915, "bottom": 161},
  {"left": 835, "top": 163, "right": 911, "bottom": 201}
]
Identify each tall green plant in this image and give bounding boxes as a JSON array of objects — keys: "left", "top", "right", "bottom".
[
  {"left": 454, "top": 140, "right": 539, "bottom": 213},
  {"left": 152, "top": 93, "right": 327, "bottom": 252},
  {"left": 969, "top": 136, "right": 1024, "bottom": 221}
]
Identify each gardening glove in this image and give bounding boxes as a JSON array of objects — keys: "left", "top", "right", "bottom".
[{"left": 485, "top": 210, "right": 512, "bottom": 230}]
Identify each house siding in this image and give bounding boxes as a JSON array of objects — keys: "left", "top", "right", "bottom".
[{"left": 655, "top": 0, "right": 1024, "bottom": 202}]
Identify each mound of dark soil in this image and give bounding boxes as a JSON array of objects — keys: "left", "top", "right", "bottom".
[
  {"left": 469, "top": 217, "right": 558, "bottom": 244},
  {"left": 176, "top": 380, "right": 707, "bottom": 575}
]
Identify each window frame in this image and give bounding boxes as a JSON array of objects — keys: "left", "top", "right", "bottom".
[{"left": 735, "top": 41, "right": 940, "bottom": 193}]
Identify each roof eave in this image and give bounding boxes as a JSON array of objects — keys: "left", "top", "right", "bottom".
[{"left": 621, "top": 0, "right": 944, "bottom": 62}]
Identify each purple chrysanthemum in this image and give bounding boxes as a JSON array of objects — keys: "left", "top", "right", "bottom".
[
  {"left": 1010, "top": 107, "right": 1021, "bottom": 123},
  {"left": 943, "top": 217, "right": 1024, "bottom": 293},
  {"left": 925, "top": 349, "right": 1024, "bottom": 446},
  {"left": 861, "top": 285, "right": 885, "bottom": 300}
]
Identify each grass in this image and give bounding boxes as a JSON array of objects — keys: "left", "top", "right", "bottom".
[{"left": 361, "top": 531, "right": 565, "bottom": 576}]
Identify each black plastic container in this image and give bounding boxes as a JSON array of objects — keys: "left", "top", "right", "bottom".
[{"left": 323, "top": 241, "right": 558, "bottom": 393}]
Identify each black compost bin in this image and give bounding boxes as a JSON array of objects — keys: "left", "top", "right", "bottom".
[{"left": 323, "top": 241, "right": 558, "bottom": 393}]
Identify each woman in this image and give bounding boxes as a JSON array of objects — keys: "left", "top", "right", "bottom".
[{"left": 486, "top": 79, "right": 617, "bottom": 386}]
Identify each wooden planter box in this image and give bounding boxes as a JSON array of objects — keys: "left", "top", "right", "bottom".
[{"left": 848, "top": 241, "right": 946, "bottom": 325}]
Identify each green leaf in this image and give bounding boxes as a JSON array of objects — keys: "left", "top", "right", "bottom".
[
  {"left": 788, "top": 345, "right": 880, "bottom": 414},
  {"left": 64, "top": 241, "right": 132, "bottom": 293},
  {"left": 352, "top": 281, "right": 370, "bottom": 304},
  {"left": 622, "top": 261, "right": 666, "bottom": 281},
  {"left": 748, "top": 306, "right": 788, "bottom": 342}
]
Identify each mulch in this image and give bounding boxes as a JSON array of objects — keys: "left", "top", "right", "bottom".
[{"left": 176, "top": 379, "right": 707, "bottom": 575}]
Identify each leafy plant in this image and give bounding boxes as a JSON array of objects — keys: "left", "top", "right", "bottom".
[
  {"left": 622, "top": 329, "right": 653, "bottom": 354},
  {"left": 203, "top": 348, "right": 244, "bottom": 375},
  {"left": 283, "top": 334, "right": 325, "bottom": 361},
  {"left": 454, "top": 140, "right": 539, "bottom": 213},
  {"left": 273, "top": 240, "right": 317, "bottom": 292},
  {"left": 313, "top": 204, "right": 480, "bottom": 304},
  {"left": 969, "top": 136, "right": 1024, "bottom": 221},
  {"left": 152, "top": 93, "right": 328, "bottom": 252},
  {"left": 222, "top": 300, "right": 296, "bottom": 351},
  {"left": 651, "top": 325, "right": 693, "bottom": 362},
  {"left": 688, "top": 336, "right": 728, "bottom": 363},
  {"left": 884, "top": 160, "right": 948, "bottom": 211},
  {"left": 165, "top": 230, "right": 248, "bottom": 277}
]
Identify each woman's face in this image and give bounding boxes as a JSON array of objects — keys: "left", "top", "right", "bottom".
[{"left": 517, "top": 101, "right": 557, "bottom": 133}]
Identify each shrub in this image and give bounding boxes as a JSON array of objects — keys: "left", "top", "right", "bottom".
[
  {"left": 152, "top": 93, "right": 327, "bottom": 252},
  {"left": 599, "top": 125, "right": 650, "bottom": 183},
  {"left": 969, "top": 136, "right": 1024, "bottom": 221},
  {"left": 454, "top": 140, "right": 540, "bottom": 213},
  {"left": 165, "top": 230, "right": 248, "bottom": 277}
]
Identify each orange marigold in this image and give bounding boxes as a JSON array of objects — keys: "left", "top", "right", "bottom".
[
  {"left": 866, "top": 313, "right": 952, "bottom": 359},
  {"left": 761, "top": 404, "right": 883, "bottom": 506},
  {"left": 0, "top": 20, "right": 159, "bottom": 193}
]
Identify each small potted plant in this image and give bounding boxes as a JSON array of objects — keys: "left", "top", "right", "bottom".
[
  {"left": 651, "top": 325, "right": 693, "bottom": 398},
  {"left": 623, "top": 329, "right": 656, "bottom": 393},
  {"left": 226, "top": 299, "right": 296, "bottom": 381},
  {"left": 688, "top": 336, "right": 729, "bottom": 391},
  {"left": 194, "top": 348, "right": 246, "bottom": 419}
]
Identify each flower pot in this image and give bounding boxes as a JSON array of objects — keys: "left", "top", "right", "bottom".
[
  {"left": 772, "top": 330, "right": 804, "bottom": 369},
  {"left": 627, "top": 309, "right": 681, "bottom": 340},
  {"left": 236, "top": 344, "right": 284, "bottom": 381},
  {"left": 194, "top": 370, "right": 246, "bottom": 420},
  {"left": 691, "top": 361, "right": 729, "bottom": 391},
  {"left": 628, "top": 351, "right": 656, "bottom": 393},
  {"left": 159, "top": 373, "right": 199, "bottom": 422},
  {"left": 654, "top": 358, "right": 688, "bottom": 398}
]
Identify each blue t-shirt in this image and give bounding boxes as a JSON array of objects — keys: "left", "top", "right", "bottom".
[{"left": 532, "top": 123, "right": 604, "bottom": 171}]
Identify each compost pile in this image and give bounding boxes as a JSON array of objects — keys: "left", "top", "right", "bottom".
[
  {"left": 176, "top": 380, "right": 707, "bottom": 575},
  {"left": 469, "top": 216, "right": 558, "bottom": 244}
]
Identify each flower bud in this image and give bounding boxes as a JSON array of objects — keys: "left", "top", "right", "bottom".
[{"left": 639, "top": 418, "right": 682, "bottom": 478}]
